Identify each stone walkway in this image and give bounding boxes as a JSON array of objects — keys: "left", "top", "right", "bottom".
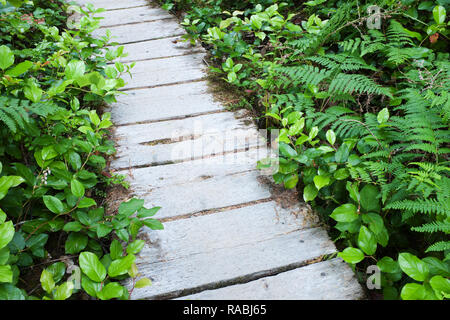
[{"left": 78, "top": 0, "right": 364, "bottom": 299}]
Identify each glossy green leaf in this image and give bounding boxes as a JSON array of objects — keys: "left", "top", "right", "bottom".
[
  {"left": 40, "top": 269, "right": 55, "bottom": 294},
  {"left": 357, "top": 226, "right": 377, "bottom": 255},
  {"left": 0, "top": 221, "right": 14, "bottom": 250},
  {"left": 79, "top": 252, "right": 106, "bottom": 283},
  {"left": 330, "top": 204, "right": 359, "bottom": 222},
  {"left": 43, "top": 196, "right": 64, "bottom": 214},
  {"left": 338, "top": 247, "right": 364, "bottom": 264},
  {"left": 398, "top": 252, "right": 429, "bottom": 282},
  {"left": 108, "top": 254, "right": 135, "bottom": 278}
]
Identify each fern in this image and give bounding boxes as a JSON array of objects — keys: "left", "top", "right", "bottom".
[{"left": 0, "top": 96, "right": 57, "bottom": 133}]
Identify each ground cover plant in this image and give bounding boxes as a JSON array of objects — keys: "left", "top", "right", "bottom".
[
  {"left": 0, "top": 0, "right": 163, "bottom": 300},
  {"left": 160, "top": 0, "right": 450, "bottom": 300}
]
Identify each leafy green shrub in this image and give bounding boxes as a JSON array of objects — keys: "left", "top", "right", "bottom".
[
  {"left": 165, "top": 0, "right": 450, "bottom": 299},
  {"left": 0, "top": 0, "right": 162, "bottom": 300}
]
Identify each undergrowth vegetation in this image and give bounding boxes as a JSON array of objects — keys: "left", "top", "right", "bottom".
[
  {"left": 0, "top": 0, "right": 162, "bottom": 300},
  {"left": 160, "top": 0, "right": 450, "bottom": 299}
]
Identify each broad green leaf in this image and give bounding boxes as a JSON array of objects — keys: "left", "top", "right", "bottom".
[
  {"left": 137, "top": 206, "right": 160, "bottom": 219},
  {"left": 377, "top": 108, "right": 389, "bottom": 124},
  {"left": 118, "top": 198, "right": 144, "bottom": 217},
  {"left": 78, "top": 197, "right": 96, "bottom": 208},
  {"left": 97, "top": 282, "right": 124, "bottom": 300},
  {"left": 126, "top": 240, "right": 145, "bottom": 255},
  {"left": 429, "top": 275, "right": 450, "bottom": 299},
  {"left": 357, "top": 226, "right": 377, "bottom": 255},
  {"left": 63, "top": 221, "right": 83, "bottom": 232},
  {"left": 47, "top": 262, "right": 66, "bottom": 283},
  {"left": 362, "top": 212, "right": 384, "bottom": 235},
  {"left": 65, "top": 232, "right": 88, "bottom": 254},
  {"left": 330, "top": 204, "right": 359, "bottom": 222},
  {"left": 423, "top": 257, "right": 450, "bottom": 277},
  {"left": 313, "top": 175, "right": 330, "bottom": 190},
  {"left": 79, "top": 252, "right": 106, "bottom": 283},
  {"left": 398, "top": 253, "right": 429, "bottom": 282},
  {"left": 24, "top": 83, "right": 42, "bottom": 103},
  {"left": 43, "top": 196, "right": 64, "bottom": 214},
  {"left": 0, "top": 284, "right": 25, "bottom": 300},
  {"left": 0, "top": 221, "right": 14, "bottom": 250},
  {"left": 338, "top": 247, "right": 364, "bottom": 264},
  {"left": 433, "top": 5, "right": 446, "bottom": 24},
  {"left": 326, "top": 129, "right": 336, "bottom": 145},
  {"left": 53, "top": 281, "right": 74, "bottom": 300},
  {"left": 65, "top": 60, "right": 85, "bottom": 80},
  {"left": 0, "top": 45, "right": 14, "bottom": 70},
  {"left": 4, "top": 61, "right": 33, "bottom": 77},
  {"left": 40, "top": 269, "right": 55, "bottom": 294},
  {"left": 110, "top": 240, "right": 123, "bottom": 260},
  {"left": 143, "top": 219, "right": 164, "bottom": 230},
  {"left": 279, "top": 142, "right": 298, "bottom": 158},
  {"left": 284, "top": 173, "right": 298, "bottom": 189},
  {"left": 70, "top": 179, "right": 85, "bottom": 198},
  {"left": 135, "top": 278, "right": 152, "bottom": 289},
  {"left": 0, "top": 265, "right": 13, "bottom": 283},
  {"left": 400, "top": 283, "right": 435, "bottom": 300},
  {"left": 334, "top": 168, "right": 349, "bottom": 180},
  {"left": 360, "top": 185, "right": 380, "bottom": 212},
  {"left": 377, "top": 256, "right": 401, "bottom": 274},
  {"left": 81, "top": 275, "right": 101, "bottom": 298},
  {"left": 303, "top": 184, "right": 318, "bottom": 202},
  {"left": 108, "top": 254, "right": 135, "bottom": 278},
  {"left": 288, "top": 118, "right": 305, "bottom": 136}
]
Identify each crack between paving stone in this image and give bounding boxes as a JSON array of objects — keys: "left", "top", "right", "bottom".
[
  {"left": 111, "top": 50, "right": 205, "bottom": 64},
  {"left": 120, "top": 77, "right": 207, "bottom": 92},
  {"left": 102, "top": 5, "right": 150, "bottom": 12},
  {"left": 112, "top": 145, "right": 264, "bottom": 171},
  {"left": 99, "top": 17, "right": 175, "bottom": 29},
  {"left": 109, "top": 32, "right": 187, "bottom": 46},
  {"left": 157, "top": 197, "right": 274, "bottom": 223}
]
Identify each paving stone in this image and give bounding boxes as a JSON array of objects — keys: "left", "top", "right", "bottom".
[
  {"left": 97, "top": 6, "right": 172, "bottom": 27},
  {"left": 92, "top": 19, "right": 185, "bottom": 44},
  {"left": 108, "top": 81, "right": 223, "bottom": 125},
  {"left": 179, "top": 259, "right": 365, "bottom": 300}
]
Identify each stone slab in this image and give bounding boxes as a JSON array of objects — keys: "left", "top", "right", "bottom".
[
  {"left": 92, "top": 19, "right": 185, "bottom": 44},
  {"left": 135, "top": 170, "right": 272, "bottom": 219},
  {"left": 179, "top": 259, "right": 365, "bottom": 300},
  {"left": 120, "top": 53, "right": 206, "bottom": 90},
  {"left": 117, "top": 37, "right": 201, "bottom": 62},
  {"left": 117, "top": 147, "right": 270, "bottom": 190},
  {"left": 125, "top": 205, "right": 335, "bottom": 299},
  {"left": 97, "top": 6, "right": 172, "bottom": 27},
  {"left": 114, "top": 112, "right": 256, "bottom": 145},
  {"left": 75, "top": 0, "right": 149, "bottom": 11},
  {"left": 111, "top": 127, "right": 266, "bottom": 169},
  {"left": 109, "top": 81, "right": 223, "bottom": 125}
]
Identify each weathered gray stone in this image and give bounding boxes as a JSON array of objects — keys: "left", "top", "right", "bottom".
[
  {"left": 135, "top": 170, "right": 272, "bottom": 219},
  {"left": 179, "top": 259, "right": 365, "bottom": 300},
  {"left": 76, "top": 0, "right": 149, "bottom": 11},
  {"left": 111, "top": 127, "right": 266, "bottom": 169},
  {"left": 117, "top": 147, "right": 270, "bottom": 190},
  {"left": 96, "top": 0, "right": 364, "bottom": 301},
  {"left": 109, "top": 81, "right": 223, "bottom": 125},
  {"left": 114, "top": 112, "right": 256, "bottom": 145},
  {"left": 127, "top": 226, "right": 336, "bottom": 299},
  {"left": 120, "top": 53, "right": 206, "bottom": 90},
  {"left": 92, "top": 19, "right": 185, "bottom": 44},
  {"left": 97, "top": 6, "right": 172, "bottom": 27},
  {"left": 116, "top": 37, "right": 201, "bottom": 62}
]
